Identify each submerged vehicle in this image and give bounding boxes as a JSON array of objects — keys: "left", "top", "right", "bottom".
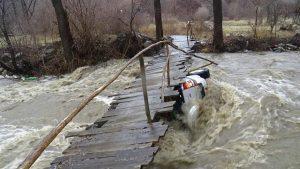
[
  {"left": 175, "top": 68, "right": 210, "bottom": 129},
  {"left": 179, "top": 68, "right": 210, "bottom": 102}
]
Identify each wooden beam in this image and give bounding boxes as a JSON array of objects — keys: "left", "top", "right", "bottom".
[
  {"left": 139, "top": 56, "right": 152, "bottom": 124},
  {"left": 166, "top": 45, "right": 170, "bottom": 87},
  {"left": 19, "top": 40, "right": 169, "bottom": 169}
]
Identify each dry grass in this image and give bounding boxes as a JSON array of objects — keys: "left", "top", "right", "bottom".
[
  {"left": 140, "top": 17, "right": 194, "bottom": 38},
  {"left": 139, "top": 19, "right": 209, "bottom": 39},
  {"left": 0, "top": 35, "right": 60, "bottom": 49},
  {"left": 223, "top": 19, "right": 296, "bottom": 39},
  {"left": 139, "top": 19, "right": 295, "bottom": 41}
]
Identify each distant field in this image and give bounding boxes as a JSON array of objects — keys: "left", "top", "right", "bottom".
[
  {"left": 140, "top": 19, "right": 297, "bottom": 40},
  {"left": 222, "top": 19, "right": 296, "bottom": 38},
  {"left": 0, "top": 35, "right": 60, "bottom": 49}
]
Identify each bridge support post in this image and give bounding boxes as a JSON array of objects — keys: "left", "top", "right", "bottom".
[
  {"left": 139, "top": 56, "right": 152, "bottom": 124},
  {"left": 166, "top": 45, "right": 170, "bottom": 87}
]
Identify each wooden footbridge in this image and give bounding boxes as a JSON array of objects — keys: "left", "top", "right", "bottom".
[{"left": 19, "top": 37, "right": 217, "bottom": 169}]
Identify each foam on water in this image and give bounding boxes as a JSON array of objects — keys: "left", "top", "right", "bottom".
[
  {"left": 0, "top": 122, "right": 82, "bottom": 169},
  {"left": 0, "top": 59, "right": 139, "bottom": 168},
  {"left": 95, "top": 96, "right": 115, "bottom": 105},
  {"left": 0, "top": 59, "right": 138, "bottom": 104},
  {"left": 149, "top": 37, "right": 300, "bottom": 169},
  {"left": 1, "top": 36, "right": 299, "bottom": 168}
]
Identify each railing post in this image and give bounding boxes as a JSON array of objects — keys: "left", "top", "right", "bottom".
[
  {"left": 139, "top": 56, "right": 152, "bottom": 124},
  {"left": 166, "top": 45, "right": 170, "bottom": 87}
]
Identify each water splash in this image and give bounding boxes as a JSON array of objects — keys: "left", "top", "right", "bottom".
[
  {"left": 150, "top": 50, "right": 300, "bottom": 169},
  {"left": 0, "top": 59, "right": 139, "bottom": 169}
]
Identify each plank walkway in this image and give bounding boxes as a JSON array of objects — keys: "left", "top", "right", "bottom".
[{"left": 50, "top": 49, "right": 190, "bottom": 169}]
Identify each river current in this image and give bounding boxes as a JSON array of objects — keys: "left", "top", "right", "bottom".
[
  {"left": 150, "top": 37, "right": 300, "bottom": 169},
  {"left": 0, "top": 36, "right": 299, "bottom": 169},
  {"left": 0, "top": 59, "right": 140, "bottom": 169}
]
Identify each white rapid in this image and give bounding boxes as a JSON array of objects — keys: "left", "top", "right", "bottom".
[
  {"left": 149, "top": 36, "right": 300, "bottom": 169},
  {"left": 1, "top": 36, "right": 299, "bottom": 169},
  {"left": 0, "top": 59, "right": 140, "bottom": 169}
]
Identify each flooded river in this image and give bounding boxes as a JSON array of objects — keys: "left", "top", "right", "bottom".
[
  {"left": 0, "top": 60, "right": 139, "bottom": 169},
  {"left": 150, "top": 39, "right": 300, "bottom": 169},
  {"left": 0, "top": 36, "right": 299, "bottom": 169}
]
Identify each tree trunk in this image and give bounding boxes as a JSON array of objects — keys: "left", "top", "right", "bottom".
[
  {"left": 254, "top": 6, "right": 258, "bottom": 38},
  {"left": 0, "top": 10, "right": 20, "bottom": 73},
  {"left": 213, "top": 0, "right": 224, "bottom": 52},
  {"left": 51, "top": 0, "right": 75, "bottom": 64},
  {"left": 154, "top": 0, "right": 163, "bottom": 41}
]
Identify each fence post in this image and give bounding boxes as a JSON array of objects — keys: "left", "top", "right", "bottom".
[
  {"left": 139, "top": 56, "right": 152, "bottom": 123},
  {"left": 166, "top": 45, "right": 170, "bottom": 87}
]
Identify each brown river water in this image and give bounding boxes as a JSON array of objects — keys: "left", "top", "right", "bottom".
[
  {"left": 149, "top": 37, "right": 300, "bottom": 169},
  {"left": 0, "top": 36, "right": 299, "bottom": 169}
]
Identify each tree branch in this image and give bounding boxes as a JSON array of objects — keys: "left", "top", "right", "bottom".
[{"left": 0, "top": 60, "right": 17, "bottom": 73}]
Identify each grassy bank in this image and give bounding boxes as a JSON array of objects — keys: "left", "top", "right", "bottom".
[{"left": 139, "top": 19, "right": 298, "bottom": 40}]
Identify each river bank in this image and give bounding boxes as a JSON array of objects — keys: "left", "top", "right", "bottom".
[{"left": 191, "top": 33, "right": 300, "bottom": 53}]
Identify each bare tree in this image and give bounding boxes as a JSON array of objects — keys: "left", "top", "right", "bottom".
[
  {"left": 249, "top": 0, "right": 265, "bottom": 38},
  {"left": 51, "top": 0, "right": 75, "bottom": 66},
  {"left": 121, "top": 0, "right": 144, "bottom": 56},
  {"left": 154, "top": 0, "right": 163, "bottom": 41},
  {"left": 20, "top": 0, "right": 38, "bottom": 46},
  {"left": 213, "top": 0, "right": 223, "bottom": 52},
  {"left": 117, "top": 0, "right": 144, "bottom": 34},
  {"left": 293, "top": 6, "right": 300, "bottom": 25},
  {"left": 266, "top": 0, "right": 279, "bottom": 35},
  {"left": 0, "top": 0, "right": 21, "bottom": 74}
]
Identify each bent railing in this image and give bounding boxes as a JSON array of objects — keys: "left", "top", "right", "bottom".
[{"left": 19, "top": 40, "right": 217, "bottom": 169}]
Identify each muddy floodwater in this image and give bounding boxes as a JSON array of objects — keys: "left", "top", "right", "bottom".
[
  {"left": 1, "top": 36, "right": 300, "bottom": 169},
  {"left": 150, "top": 39, "right": 300, "bottom": 169},
  {"left": 0, "top": 60, "right": 140, "bottom": 169}
]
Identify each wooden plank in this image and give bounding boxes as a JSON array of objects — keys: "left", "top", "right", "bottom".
[
  {"left": 112, "top": 95, "right": 160, "bottom": 104},
  {"left": 148, "top": 57, "right": 188, "bottom": 64},
  {"left": 101, "top": 108, "right": 173, "bottom": 127},
  {"left": 123, "top": 85, "right": 165, "bottom": 94},
  {"left": 146, "top": 65, "right": 185, "bottom": 74},
  {"left": 146, "top": 61, "right": 184, "bottom": 70},
  {"left": 95, "top": 113, "right": 155, "bottom": 128},
  {"left": 146, "top": 71, "right": 187, "bottom": 79},
  {"left": 83, "top": 124, "right": 167, "bottom": 143},
  {"left": 110, "top": 88, "right": 163, "bottom": 98},
  {"left": 102, "top": 101, "right": 175, "bottom": 118},
  {"left": 101, "top": 109, "right": 156, "bottom": 120},
  {"left": 111, "top": 89, "right": 178, "bottom": 104},
  {"left": 63, "top": 142, "right": 152, "bottom": 155},
  {"left": 130, "top": 79, "right": 182, "bottom": 89},
  {"left": 69, "top": 124, "right": 168, "bottom": 145},
  {"left": 49, "top": 47, "right": 189, "bottom": 169},
  {"left": 131, "top": 72, "right": 186, "bottom": 86},
  {"left": 64, "top": 125, "right": 168, "bottom": 154},
  {"left": 111, "top": 87, "right": 176, "bottom": 99},
  {"left": 114, "top": 98, "right": 161, "bottom": 108},
  {"left": 51, "top": 147, "right": 159, "bottom": 169},
  {"left": 146, "top": 69, "right": 186, "bottom": 75},
  {"left": 66, "top": 122, "right": 164, "bottom": 138},
  {"left": 52, "top": 147, "right": 158, "bottom": 165},
  {"left": 114, "top": 101, "right": 175, "bottom": 110}
]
